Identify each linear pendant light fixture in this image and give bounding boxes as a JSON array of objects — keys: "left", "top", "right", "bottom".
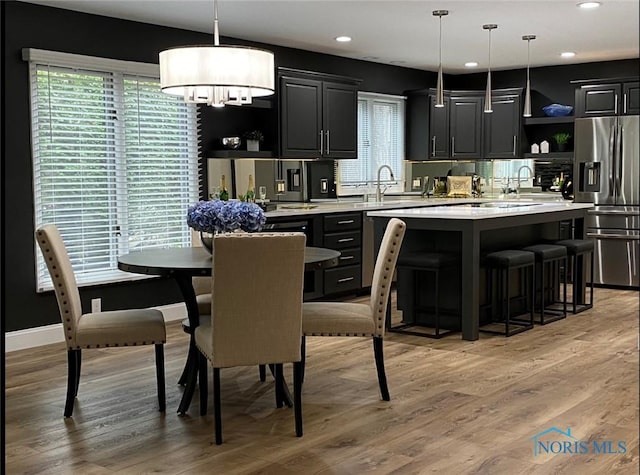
[
  {"left": 433, "top": 10, "right": 449, "bottom": 108},
  {"left": 522, "top": 35, "right": 536, "bottom": 117},
  {"left": 159, "top": 0, "right": 274, "bottom": 107},
  {"left": 483, "top": 24, "right": 497, "bottom": 113}
]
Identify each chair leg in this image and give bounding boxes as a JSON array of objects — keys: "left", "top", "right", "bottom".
[
  {"left": 155, "top": 344, "right": 166, "bottom": 412},
  {"left": 64, "top": 349, "right": 78, "bottom": 417},
  {"left": 300, "top": 335, "right": 306, "bottom": 385},
  {"left": 274, "top": 364, "right": 284, "bottom": 409},
  {"left": 74, "top": 349, "right": 82, "bottom": 397},
  {"left": 293, "top": 360, "right": 303, "bottom": 437},
  {"left": 198, "top": 352, "right": 208, "bottom": 416},
  {"left": 213, "top": 367, "right": 222, "bottom": 445},
  {"left": 258, "top": 364, "right": 266, "bottom": 382},
  {"left": 373, "top": 337, "right": 390, "bottom": 401}
]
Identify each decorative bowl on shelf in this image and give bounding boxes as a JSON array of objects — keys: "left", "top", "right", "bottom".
[
  {"left": 221, "top": 136, "right": 241, "bottom": 149},
  {"left": 542, "top": 103, "right": 573, "bottom": 117}
]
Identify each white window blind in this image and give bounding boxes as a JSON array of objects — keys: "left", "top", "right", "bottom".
[
  {"left": 28, "top": 51, "right": 199, "bottom": 291},
  {"left": 337, "top": 92, "right": 405, "bottom": 195}
]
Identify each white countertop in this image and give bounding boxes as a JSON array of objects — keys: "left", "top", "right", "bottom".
[
  {"left": 264, "top": 194, "right": 570, "bottom": 218},
  {"left": 366, "top": 201, "right": 593, "bottom": 220}
]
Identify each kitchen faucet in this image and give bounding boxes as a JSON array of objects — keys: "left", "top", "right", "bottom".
[
  {"left": 516, "top": 165, "right": 534, "bottom": 195},
  {"left": 376, "top": 165, "right": 395, "bottom": 202}
]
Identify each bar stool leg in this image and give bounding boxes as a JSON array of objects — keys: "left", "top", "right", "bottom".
[{"left": 434, "top": 268, "right": 440, "bottom": 337}]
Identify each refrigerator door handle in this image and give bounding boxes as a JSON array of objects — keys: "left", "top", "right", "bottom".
[
  {"left": 586, "top": 232, "right": 640, "bottom": 241},
  {"left": 616, "top": 123, "right": 623, "bottom": 199},
  {"left": 608, "top": 124, "right": 616, "bottom": 197}
]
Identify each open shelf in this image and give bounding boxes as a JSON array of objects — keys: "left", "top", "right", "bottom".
[
  {"left": 524, "top": 152, "right": 573, "bottom": 160},
  {"left": 523, "top": 116, "right": 575, "bottom": 125},
  {"left": 207, "top": 150, "right": 275, "bottom": 159}
]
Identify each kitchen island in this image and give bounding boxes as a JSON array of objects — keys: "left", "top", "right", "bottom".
[{"left": 367, "top": 202, "right": 594, "bottom": 341}]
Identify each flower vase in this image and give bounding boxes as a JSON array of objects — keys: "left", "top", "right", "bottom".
[{"left": 200, "top": 231, "right": 215, "bottom": 255}]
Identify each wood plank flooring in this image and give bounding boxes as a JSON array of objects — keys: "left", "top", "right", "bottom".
[{"left": 5, "top": 287, "right": 639, "bottom": 474}]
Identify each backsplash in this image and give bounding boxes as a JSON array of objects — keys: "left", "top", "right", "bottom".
[{"left": 408, "top": 158, "right": 574, "bottom": 194}]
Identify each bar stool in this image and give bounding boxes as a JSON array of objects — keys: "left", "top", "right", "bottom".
[
  {"left": 521, "top": 244, "right": 567, "bottom": 324},
  {"left": 481, "top": 250, "right": 535, "bottom": 337},
  {"left": 555, "top": 239, "right": 594, "bottom": 314},
  {"left": 391, "top": 251, "right": 460, "bottom": 338}
]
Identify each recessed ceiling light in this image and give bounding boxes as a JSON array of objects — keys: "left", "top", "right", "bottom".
[
  {"left": 335, "top": 36, "right": 352, "bottom": 43},
  {"left": 465, "top": 61, "right": 479, "bottom": 68},
  {"left": 578, "top": 2, "right": 601, "bottom": 9},
  {"left": 362, "top": 56, "right": 379, "bottom": 61},
  {"left": 561, "top": 51, "right": 576, "bottom": 58},
  {"left": 390, "top": 60, "right": 406, "bottom": 64}
]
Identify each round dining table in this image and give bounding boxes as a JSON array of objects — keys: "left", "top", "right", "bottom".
[{"left": 118, "top": 246, "right": 340, "bottom": 414}]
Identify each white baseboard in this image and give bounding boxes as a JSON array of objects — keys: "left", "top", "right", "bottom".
[{"left": 4, "top": 303, "right": 187, "bottom": 353}]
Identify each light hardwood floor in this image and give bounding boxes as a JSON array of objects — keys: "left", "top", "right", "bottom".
[{"left": 5, "top": 287, "right": 639, "bottom": 474}]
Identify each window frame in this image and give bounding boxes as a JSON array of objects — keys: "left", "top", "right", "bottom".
[
  {"left": 25, "top": 49, "right": 200, "bottom": 292},
  {"left": 336, "top": 92, "right": 406, "bottom": 196}
]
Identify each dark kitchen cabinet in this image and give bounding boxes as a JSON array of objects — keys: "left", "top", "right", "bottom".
[
  {"left": 623, "top": 81, "right": 639, "bottom": 115},
  {"left": 322, "top": 212, "right": 362, "bottom": 295},
  {"left": 406, "top": 87, "right": 523, "bottom": 160},
  {"left": 429, "top": 94, "right": 451, "bottom": 159},
  {"left": 574, "top": 78, "right": 639, "bottom": 117},
  {"left": 483, "top": 92, "right": 521, "bottom": 159},
  {"left": 450, "top": 94, "right": 483, "bottom": 159},
  {"left": 575, "top": 83, "right": 622, "bottom": 117},
  {"left": 279, "top": 68, "right": 360, "bottom": 159}
]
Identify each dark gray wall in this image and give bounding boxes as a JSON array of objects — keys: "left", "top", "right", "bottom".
[{"left": 1, "top": 1, "right": 434, "bottom": 332}]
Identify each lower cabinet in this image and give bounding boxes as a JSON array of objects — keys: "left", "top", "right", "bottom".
[{"left": 322, "top": 212, "right": 362, "bottom": 294}]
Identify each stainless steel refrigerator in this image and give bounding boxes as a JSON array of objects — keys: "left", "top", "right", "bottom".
[{"left": 574, "top": 115, "right": 639, "bottom": 288}]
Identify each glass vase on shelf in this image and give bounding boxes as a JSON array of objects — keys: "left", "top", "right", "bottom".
[
  {"left": 246, "top": 174, "right": 255, "bottom": 203},
  {"left": 219, "top": 174, "right": 229, "bottom": 201}
]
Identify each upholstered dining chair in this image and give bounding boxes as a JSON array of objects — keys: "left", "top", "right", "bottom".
[
  {"left": 301, "top": 217, "right": 406, "bottom": 401},
  {"left": 35, "top": 224, "right": 166, "bottom": 417},
  {"left": 194, "top": 232, "right": 306, "bottom": 445}
]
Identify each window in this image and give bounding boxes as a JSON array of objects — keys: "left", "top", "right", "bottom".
[
  {"left": 26, "top": 49, "right": 199, "bottom": 291},
  {"left": 337, "top": 92, "right": 405, "bottom": 195}
]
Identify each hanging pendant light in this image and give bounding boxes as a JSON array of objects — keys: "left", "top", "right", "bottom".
[
  {"left": 433, "top": 10, "right": 449, "bottom": 108},
  {"left": 483, "top": 24, "right": 497, "bottom": 113},
  {"left": 159, "top": 0, "right": 274, "bottom": 107},
  {"left": 522, "top": 35, "right": 536, "bottom": 118}
]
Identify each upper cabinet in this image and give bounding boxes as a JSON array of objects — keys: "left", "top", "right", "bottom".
[
  {"left": 450, "top": 93, "right": 483, "bottom": 159},
  {"left": 428, "top": 94, "right": 450, "bottom": 159},
  {"left": 406, "top": 87, "right": 522, "bottom": 160},
  {"left": 574, "top": 78, "right": 639, "bottom": 117},
  {"left": 278, "top": 68, "right": 360, "bottom": 159},
  {"left": 483, "top": 91, "right": 522, "bottom": 159}
]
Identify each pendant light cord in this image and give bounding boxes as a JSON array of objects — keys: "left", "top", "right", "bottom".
[
  {"left": 438, "top": 15, "right": 442, "bottom": 68},
  {"left": 213, "top": 0, "right": 220, "bottom": 46},
  {"left": 527, "top": 38, "right": 531, "bottom": 83}
]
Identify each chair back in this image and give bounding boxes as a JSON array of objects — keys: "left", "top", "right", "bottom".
[
  {"left": 369, "top": 218, "right": 406, "bottom": 337},
  {"left": 35, "top": 224, "right": 83, "bottom": 348},
  {"left": 209, "top": 232, "right": 306, "bottom": 368}
]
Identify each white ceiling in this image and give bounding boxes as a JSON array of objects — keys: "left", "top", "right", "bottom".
[{"left": 20, "top": 0, "right": 640, "bottom": 74}]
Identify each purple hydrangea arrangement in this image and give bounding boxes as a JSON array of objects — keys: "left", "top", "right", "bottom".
[{"left": 187, "top": 200, "right": 266, "bottom": 233}]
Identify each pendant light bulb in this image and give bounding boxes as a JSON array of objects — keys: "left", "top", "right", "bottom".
[
  {"left": 433, "top": 10, "right": 449, "bottom": 108},
  {"left": 483, "top": 24, "right": 497, "bottom": 113},
  {"left": 522, "top": 35, "right": 536, "bottom": 118}
]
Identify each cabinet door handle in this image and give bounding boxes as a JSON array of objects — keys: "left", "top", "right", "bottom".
[
  {"left": 624, "top": 93, "right": 627, "bottom": 114},
  {"left": 513, "top": 135, "right": 517, "bottom": 156},
  {"left": 614, "top": 94, "right": 618, "bottom": 115},
  {"left": 326, "top": 130, "right": 330, "bottom": 155},
  {"left": 431, "top": 136, "right": 436, "bottom": 157},
  {"left": 451, "top": 136, "right": 455, "bottom": 157},
  {"left": 319, "top": 129, "right": 324, "bottom": 155},
  {"left": 337, "top": 237, "right": 355, "bottom": 243},
  {"left": 337, "top": 276, "right": 355, "bottom": 283},
  {"left": 339, "top": 255, "right": 355, "bottom": 261},
  {"left": 337, "top": 219, "right": 355, "bottom": 225}
]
